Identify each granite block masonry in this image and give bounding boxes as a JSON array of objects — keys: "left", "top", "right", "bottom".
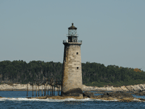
[{"left": 62, "top": 23, "right": 83, "bottom": 96}]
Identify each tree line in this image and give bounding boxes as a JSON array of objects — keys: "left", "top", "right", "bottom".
[{"left": 0, "top": 60, "right": 144, "bottom": 86}]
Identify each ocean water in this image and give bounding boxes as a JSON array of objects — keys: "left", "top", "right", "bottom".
[{"left": 0, "top": 91, "right": 145, "bottom": 109}]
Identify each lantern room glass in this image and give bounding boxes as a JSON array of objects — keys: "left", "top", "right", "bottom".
[{"left": 68, "top": 30, "right": 77, "bottom": 36}]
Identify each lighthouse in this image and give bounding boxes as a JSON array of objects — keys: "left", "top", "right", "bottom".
[{"left": 62, "top": 23, "right": 83, "bottom": 96}]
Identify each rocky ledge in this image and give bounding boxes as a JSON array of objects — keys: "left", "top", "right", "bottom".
[
  {"left": 0, "top": 91, "right": 145, "bottom": 102},
  {"left": 94, "top": 91, "right": 135, "bottom": 102},
  {"left": 26, "top": 91, "right": 145, "bottom": 102}
]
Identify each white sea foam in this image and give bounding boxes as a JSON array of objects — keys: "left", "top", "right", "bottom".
[
  {"left": 0, "top": 97, "right": 122, "bottom": 102},
  {"left": 5, "top": 97, "right": 145, "bottom": 102},
  {"left": 0, "top": 97, "right": 94, "bottom": 102}
]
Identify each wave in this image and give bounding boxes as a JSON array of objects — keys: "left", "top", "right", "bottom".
[
  {"left": 0, "top": 97, "right": 143, "bottom": 102},
  {"left": 0, "top": 97, "right": 116, "bottom": 102}
]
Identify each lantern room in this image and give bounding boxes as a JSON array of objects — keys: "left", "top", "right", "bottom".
[{"left": 68, "top": 23, "right": 78, "bottom": 42}]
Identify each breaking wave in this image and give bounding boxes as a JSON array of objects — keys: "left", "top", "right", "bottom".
[{"left": 0, "top": 97, "right": 119, "bottom": 102}]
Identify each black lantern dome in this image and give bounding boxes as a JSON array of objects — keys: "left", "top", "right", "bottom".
[{"left": 68, "top": 23, "right": 77, "bottom": 30}]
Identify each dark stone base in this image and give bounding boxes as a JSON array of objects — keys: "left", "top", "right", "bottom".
[
  {"left": 62, "top": 88, "right": 83, "bottom": 96},
  {"left": 83, "top": 91, "right": 94, "bottom": 98}
]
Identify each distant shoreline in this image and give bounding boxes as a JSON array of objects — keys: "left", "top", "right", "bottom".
[{"left": 0, "top": 83, "right": 145, "bottom": 92}]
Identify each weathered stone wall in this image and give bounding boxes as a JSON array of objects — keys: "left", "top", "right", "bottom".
[{"left": 62, "top": 42, "right": 82, "bottom": 95}]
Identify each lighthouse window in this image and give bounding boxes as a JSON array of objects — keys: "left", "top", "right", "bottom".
[
  {"left": 76, "top": 52, "right": 78, "bottom": 55},
  {"left": 77, "top": 67, "right": 79, "bottom": 69}
]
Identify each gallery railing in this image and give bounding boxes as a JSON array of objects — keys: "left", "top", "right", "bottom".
[{"left": 63, "top": 40, "right": 82, "bottom": 43}]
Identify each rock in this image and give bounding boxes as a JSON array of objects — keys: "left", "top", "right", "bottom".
[
  {"left": 134, "top": 90, "right": 145, "bottom": 96},
  {"left": 83, "top": 91, "right": 94, "bottom": 98},
  {"left": 93, "top": 91, "right": 136, "bottom": 102},
  {"left": 139, "top": 84, "right": 145, "bottom": 90},
  {"left": 138, "top": 98, "right": 145, "bottom": 101},
  {"left": 131, "top": 85, "right": 142, "bottom": 91},
  {"left": 120, "top": 86, "right": 129, "bottom": 91},
  {"left": 100, "top": 91, "right": 133, "bottom": 99},
  {"left": 61, "top": 88, "right": 83, "bottom": 96},
  {"left": 125, "top": 86, "right": 134, "bottom": 92},
  {"left": 119, "top": 97, "right": 134, "bottom": 102}
]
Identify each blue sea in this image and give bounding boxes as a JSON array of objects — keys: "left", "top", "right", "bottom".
[{"left": 0, "top": 91, "right": 145, "bottom": 109}]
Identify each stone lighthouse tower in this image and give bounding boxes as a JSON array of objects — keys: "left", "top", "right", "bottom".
[{"left": 62, "top": 23, "right": 83, "bottom": 96}]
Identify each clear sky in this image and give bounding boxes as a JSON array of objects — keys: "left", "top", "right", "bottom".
[{"left": 0, "top": 0, "right": 145, "bottom": 71}]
